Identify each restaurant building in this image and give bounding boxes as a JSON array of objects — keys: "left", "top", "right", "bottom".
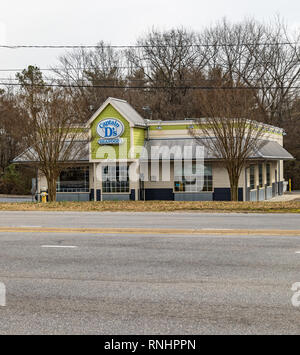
[{"left": 14, "top": 97, "right": 294, "bottom": 202}]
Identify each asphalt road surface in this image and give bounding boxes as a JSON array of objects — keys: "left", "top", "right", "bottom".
[
  {"left": 0, "top": 212, "right": 299, "bottom": 335},
  {"left": 1, "top": 211, "right": 300, "bottom": 230}
]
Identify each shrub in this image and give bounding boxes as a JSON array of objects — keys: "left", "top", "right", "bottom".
[{"left": 0, "top": 164, "right": 32, "bottom": 195}]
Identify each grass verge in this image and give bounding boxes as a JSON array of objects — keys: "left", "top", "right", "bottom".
[{"left": 0, "top": 200, "right": 300, "bottom": 213}]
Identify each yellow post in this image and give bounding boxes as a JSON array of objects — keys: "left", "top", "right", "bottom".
[{"left": 289, "top": 179, "right": 292, "bottom": 193}]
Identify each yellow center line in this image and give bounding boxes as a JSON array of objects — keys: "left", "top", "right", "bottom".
[{"left": 0, "top": 227, "right": 300, "bottom": 236}]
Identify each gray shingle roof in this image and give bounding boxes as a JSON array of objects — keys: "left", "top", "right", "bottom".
[
  {"left": 253, "top": 140, "right": 294, "bottom": 160},
  {"left": 13, "top": 138, "right": 294, "bottom": 163},
  {"left": 141, "top": 138, "right": 294, "bottom": 161},
  {"left": 109, "top": 98, "right": 146, "bottom": 127},
  {"left": 13, "top": 141, "right": 89, "bottom": 163}
]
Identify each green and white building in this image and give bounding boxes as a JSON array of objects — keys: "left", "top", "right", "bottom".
[{"left": 14, "top": 97, "right": 294, "bottom": 202}]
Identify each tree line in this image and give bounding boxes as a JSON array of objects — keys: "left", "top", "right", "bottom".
[{"left": 0, "top": 17, "right": 299, "bottom": 197}]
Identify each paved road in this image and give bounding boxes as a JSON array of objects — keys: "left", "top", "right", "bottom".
[
  {"left": 1, "top": 211, "right": 300, "bottom": 230},
  {"left": 0, "top": 229, "right": 300, "bottom": 334},
  {"left": 0, "top": 212, "right": 300, "bottom": 334}
]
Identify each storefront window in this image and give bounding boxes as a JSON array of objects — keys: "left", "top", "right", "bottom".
[
  {"left": 102, "top": 165, "right": 130, "bottom": 193},
  {"left": 250, "top": 165, "right": 255, "bottom": 190},
  {"left": 174, "top": 163, "right": 213, "bottom": 193},
  {"left": 57, "top": 167, "right": 89, "bottom": 192},
  {"left": 259, "top": 164, "right": 263, "bottom": 188},
  {"left": 266, "top": 164, "right": 271, "bottom": 186}
]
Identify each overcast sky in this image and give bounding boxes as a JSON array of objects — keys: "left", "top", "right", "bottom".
[{"left": 0, "top": 0, "right": 299, "bottom": 77}]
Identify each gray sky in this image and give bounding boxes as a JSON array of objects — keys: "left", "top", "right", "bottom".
[{"left": 0, "top": 0, "right": 299, "bottom": 77}]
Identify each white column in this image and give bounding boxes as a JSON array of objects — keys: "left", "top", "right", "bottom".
[
  {"left": 93, "top": 163, "right": 96, "bottom": 201},
  {"left": 263, "top": 162, "right": 267, "bottom": 186}
]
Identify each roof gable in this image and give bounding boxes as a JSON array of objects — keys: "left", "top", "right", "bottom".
[{"left": 86, "top": 97, "right": 146, "bottom": 128}]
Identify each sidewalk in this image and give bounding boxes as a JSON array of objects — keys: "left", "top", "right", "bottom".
[
  {"left": 267, "top": 191, "right": 300, "bottom": 202},
  {"left": 0, "top": 195, "right": 33, "bottom": 203},
  {"left": 0, "top": 195, "right": 32, "bottom": 199}
]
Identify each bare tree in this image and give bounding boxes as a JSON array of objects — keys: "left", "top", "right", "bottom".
[
  {"left": 126, "top": 28, "right": 210, "bottom": 120},
  {"left": 17, "top": 67, "right": 88, "bottom": 202},
  {"left": 191, "top": 84, "right": 266, "bottom": 201},
  {"left": 196, "top": 18, "right": 300, "bottom": 189},
  {"left": 0, "top": 89, "right": 25, "bottom": 173},
  {"left": 201, "top": 18, "right": 300, "bottom": 126},
  {"left": 53, "top": 41, "right": 126, "bottom": 119}
]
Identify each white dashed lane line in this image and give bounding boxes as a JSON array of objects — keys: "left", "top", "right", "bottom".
[{"left": 41, "top": 245, "right": 78, "bottom": 249}]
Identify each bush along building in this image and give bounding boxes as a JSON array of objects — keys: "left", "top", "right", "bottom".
[{"left": 14, "top": 97, "right": 294, "bottom": 202}]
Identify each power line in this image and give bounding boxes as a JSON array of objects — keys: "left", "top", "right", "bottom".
[
  {"left": 1, "top": 82, "right": 300, "bottom": 90},
  {"left": 0, "top": 70, "right": 299, "bottom": 85},
  {"left": 0, "top": 42, "right": 298, "bottom": 49},
  {"left": 0, "top": 67, "right": 138, "bottom": 72},
  {"left": 1, "top": 77, "right": 299, "bottom": 83}
]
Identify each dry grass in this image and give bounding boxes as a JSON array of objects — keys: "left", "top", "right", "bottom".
[{"left": 0, "top": 200, "right": 300, "bottom": 213}]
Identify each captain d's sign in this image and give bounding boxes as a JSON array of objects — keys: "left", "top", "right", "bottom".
[{"left": 97, "top": 118, "right": 125, "bottom": 145}]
